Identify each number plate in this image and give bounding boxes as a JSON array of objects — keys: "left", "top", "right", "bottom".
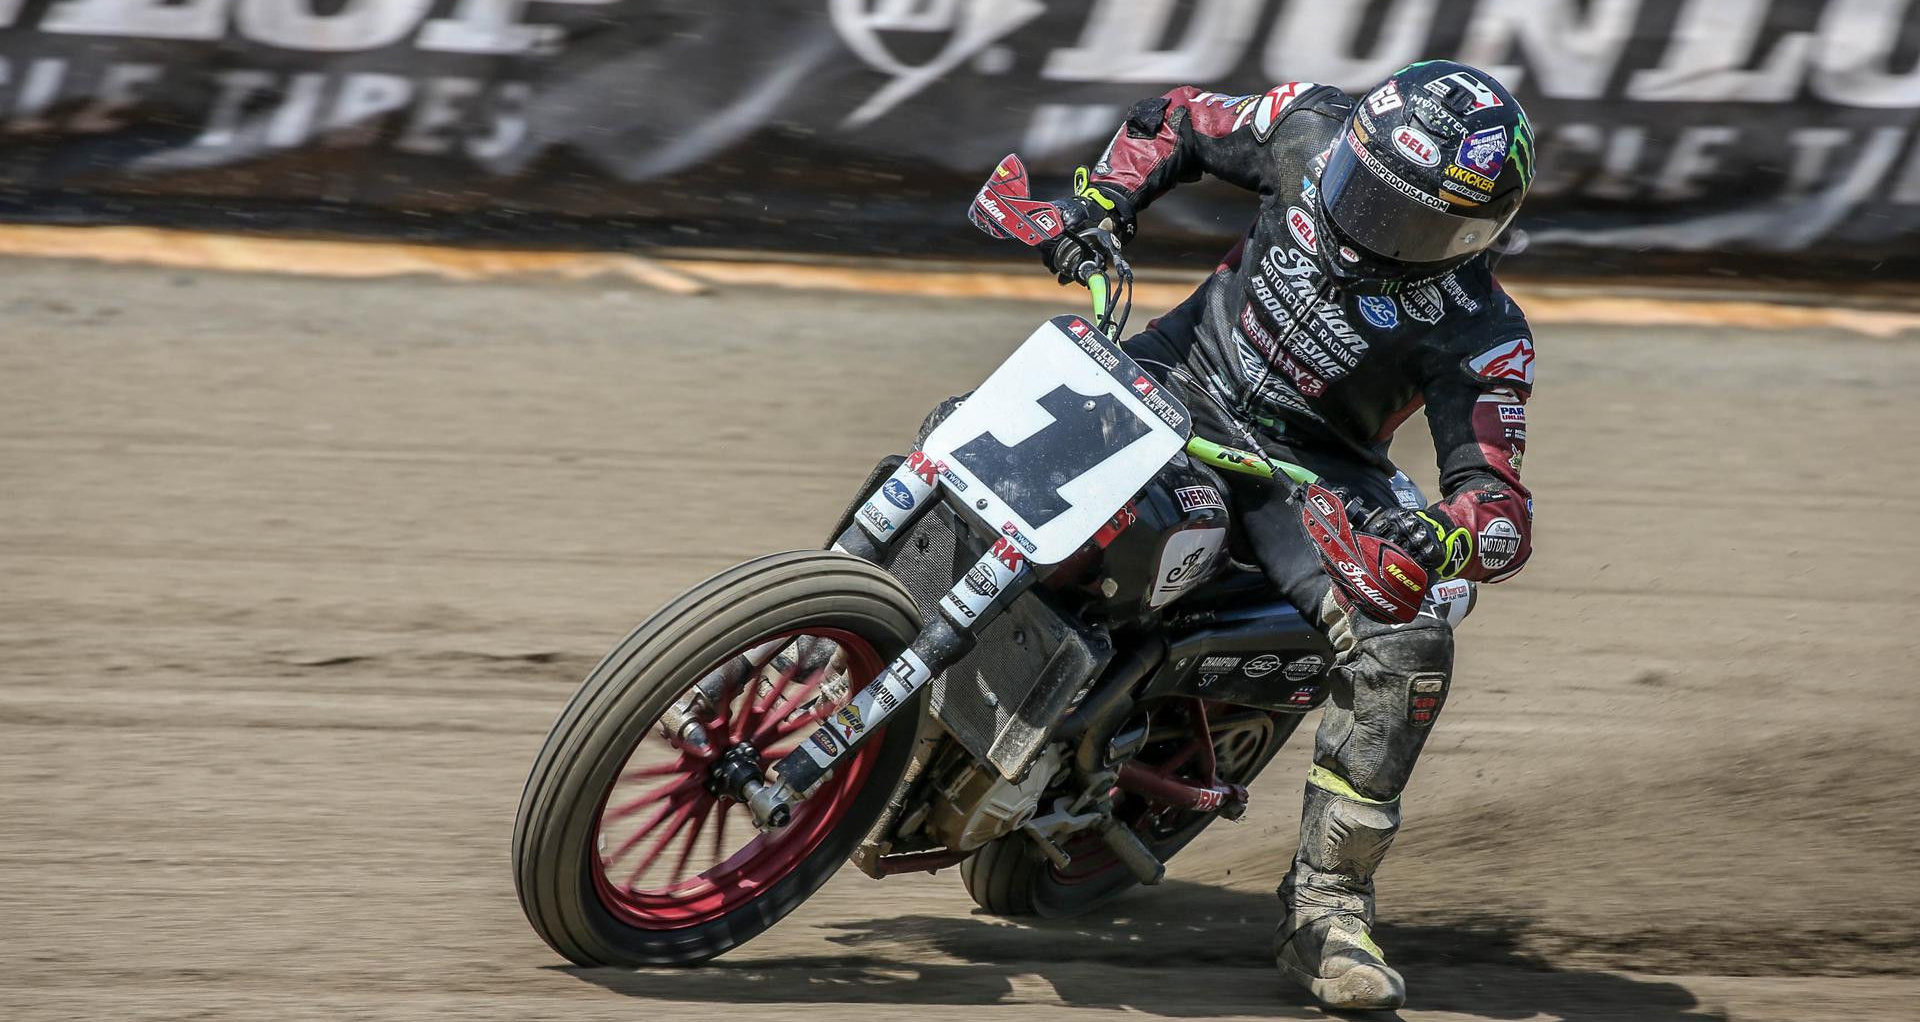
[{"left": 921, "top": 315, "right": 1190, "bottom": 565}]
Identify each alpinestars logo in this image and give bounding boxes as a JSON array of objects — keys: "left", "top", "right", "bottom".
[
  {"left": 831, "top": 0, "right": 1045, "bottom": 127},
  {"left": 1466, "top": 337, "right": 1536, "bottom": 388}
]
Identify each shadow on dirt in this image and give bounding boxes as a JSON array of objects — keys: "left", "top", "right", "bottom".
[{"left": 562, "top": 880, "right": 1725, "bottom": 1020}]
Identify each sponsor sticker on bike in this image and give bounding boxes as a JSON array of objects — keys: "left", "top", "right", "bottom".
[
  {"left": 1151, "top": 527, "right": 1224, "bottom": 608},
  {"left": 1283, "top": 654, "right": 1327, "bottom": 682},
  {"left": 799, "top": 649, "right": 932, "bottom": 769},
  {"left": 882, "top": 478, "right": 915, "bottom": 510},
  {"left": 1241, "top": 653, "right": 1284, "bottom": 678},
  {"left": 941, "top": 546, "right": 1022, "bottom": 626},
  {"left": 1199, "top": 655, "right": 1241, "bottom": 672},
  {"left": 1175, "top": 485, "right": 1225, "bottom": 513}
]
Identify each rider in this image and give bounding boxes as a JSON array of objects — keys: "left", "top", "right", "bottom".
[{"left": 1041, "top": 61, "right": 1536, "bottom": 1010}]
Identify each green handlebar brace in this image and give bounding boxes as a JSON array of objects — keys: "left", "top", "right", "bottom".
[{"left": 1183, "top": 435, "right": 1317, "bottom": 486}]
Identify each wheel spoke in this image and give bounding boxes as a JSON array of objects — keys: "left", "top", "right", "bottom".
[
  {"left": 709, "top": 801, "right": 734, "bottom": 862},
  {"left": 604, "top": 772, "right": 702, "bottom": 821},
  {"left": 731, "top": 639, "right": 811, "bottom": 743},
  {"left": 622, "top": 757, "right": 694, "bottom": 781},
  {"left": 670, "top": 800, "right": 714, "bottom": 882},
  {"left": 626, "top": 797, "right": 700, "bottom": 890},
  {"left": 604, "top": 786, "right": 698, "bottom": 864}
]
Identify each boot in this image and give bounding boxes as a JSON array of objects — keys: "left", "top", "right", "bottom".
[{"left": 1274, "top": 766, "right": 1406, "bottom": 1010}]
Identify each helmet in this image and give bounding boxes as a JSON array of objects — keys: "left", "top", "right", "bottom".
[{"left": 1312, "top": 60, "right": 1534, "bottom": 294}]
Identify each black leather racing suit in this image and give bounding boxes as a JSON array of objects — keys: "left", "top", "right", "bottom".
[{"left": 1079, "top": 82, "right": 1541, "bottom": 951}]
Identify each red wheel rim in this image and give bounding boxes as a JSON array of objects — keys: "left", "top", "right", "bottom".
[{"left": 589, "top": 627, "right": 887, "bottom": 929}]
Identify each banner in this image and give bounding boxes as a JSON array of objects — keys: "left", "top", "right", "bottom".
[{"left": 3, "top": 1, "right": 1919, "bottom": 275}]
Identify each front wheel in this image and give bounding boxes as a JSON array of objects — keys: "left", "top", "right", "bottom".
[{"left": 511, "top": 551, "right": 924, "bottom": 966}]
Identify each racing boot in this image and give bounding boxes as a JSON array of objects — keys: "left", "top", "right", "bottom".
[{"left": 1274, "top": 766, "right": 1405, "bottom": 1010}]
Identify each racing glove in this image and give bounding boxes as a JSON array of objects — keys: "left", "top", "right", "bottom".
[
  {"left": 1039, "top": 175, "right": 1137, "bottom": 284},
  {"left": 1363, "top": 506, "right": 1474, "bottom": 581}
]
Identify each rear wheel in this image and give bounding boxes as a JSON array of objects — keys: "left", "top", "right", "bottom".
[
  {"left": 962, "top": 703, "right": 1292, "bottom": 918},
  {"left": 512, "top": 551, "right": 924, "bottom": 965}
]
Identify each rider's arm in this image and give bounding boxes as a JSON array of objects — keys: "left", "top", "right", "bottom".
[
  {"left": 1418, "top": 294, "right": 1536, "bottom": 583},
  {"left": 1086, "top": 83, "right": 1324, "bottom": 211}
]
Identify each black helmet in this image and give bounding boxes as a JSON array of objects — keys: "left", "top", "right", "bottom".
[{"left": 1313, "top": 60, "right": 1534, "bottom": 294}]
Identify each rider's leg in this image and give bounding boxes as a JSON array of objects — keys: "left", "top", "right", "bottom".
[{"left": 1227, "top": 459, "right": 1454, "bottom": 1011}]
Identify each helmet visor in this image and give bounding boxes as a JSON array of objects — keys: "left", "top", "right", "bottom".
[{"left": 1321, "top": 128, "right": 1517, "bottom": 265}]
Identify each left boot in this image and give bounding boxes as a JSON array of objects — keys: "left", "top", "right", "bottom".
[{"left": 1274, "top": 768, "right": 1406, "bottom": 1010}]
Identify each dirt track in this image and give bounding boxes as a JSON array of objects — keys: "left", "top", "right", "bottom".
[{"left": 4, "top": 259, "right": 1918, "bottom": 1021}]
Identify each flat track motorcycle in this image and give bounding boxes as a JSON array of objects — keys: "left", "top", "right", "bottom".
[{"left": 511, "top": 155, "right": 1476, "bottom": 966}]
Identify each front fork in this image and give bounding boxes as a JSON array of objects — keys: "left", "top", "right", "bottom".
[{"left": 733, "top": 450, "right": 1032, "bottom": 828}]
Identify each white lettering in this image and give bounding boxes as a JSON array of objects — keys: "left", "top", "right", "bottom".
[
  {"left": 236, "top": 0, "right": 432, "bottom": 53},
  {"left": 397, "top": 76, "right": 481, "bottom": 155},
  {"left": 1263, "top": 0, "right": 1440, "bottom": 92},
  {"left": 1456, "top": 0, "right": 1641, "bottom": 100},
  {"left": 1812, "top": 0, "right": 1920, "bottom": 109},
  {"left": 325, "top": 71, "right": 414, "bottom": 134},
  {"left": 1652, "top": 126, "right": 1739, "bottom": 201},
  {"left": 419, "top": 0, "right": 616, "bottom": 56},
  {"left": 41, "top": 0, "right": 230, "bottom": 40},
  {"left": 265, "top": 71, "right": 326, "bottom": 148},
  {"left": 1628, "top": 0, "right": 1813, "bottom": 102},
  {"left": 4, "top": 58, "right": 66, "bottom": 134},
  {"left": 1784, "top": 128, "right": 1854, "bottom": 196},
  {"left": 69, "top": 61, "right": 163, "bottom": 133},
  {"left": 1045, "top": 0, "right": 1262, "bottom": 83},
  {"left": 192, "top": 69, "right": 273, "bottom": 148}
]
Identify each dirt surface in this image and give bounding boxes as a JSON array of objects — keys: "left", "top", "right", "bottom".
[{"left": 4, "top": 260, "right": 1918, "bottom": 1021}]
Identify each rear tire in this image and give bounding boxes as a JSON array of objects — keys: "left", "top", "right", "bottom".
[
  {"left": 961, "top": 707, "right": 1291, "bottom": 918},
  {"left": 512, "top": 551, "right": 924, "bottom": 966}
]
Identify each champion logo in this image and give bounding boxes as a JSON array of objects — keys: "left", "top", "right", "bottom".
[{"left": 1286, "top": 205, "right": 1318, "bottom": 253}]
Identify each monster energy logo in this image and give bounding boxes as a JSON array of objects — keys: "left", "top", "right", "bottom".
[{"left": 1508, "top": 112, "right": 1536, "bottom": 188}]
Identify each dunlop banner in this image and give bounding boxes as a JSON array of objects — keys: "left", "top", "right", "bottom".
[{"left": 2, "top": 1, "right": 1918, "bottom": 274}]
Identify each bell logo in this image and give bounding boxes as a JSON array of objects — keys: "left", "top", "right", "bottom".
[{"left": 1286, "top": 205, "right": 1318, "bottom": 253}]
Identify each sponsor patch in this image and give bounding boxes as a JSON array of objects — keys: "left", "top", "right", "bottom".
[
  {"left": 1152, "top": 528, "right": 1224, "bottom": 608},
  {"left": 1429, "top": 578, "right": 1472, "bottom": 604},
  {"left": 1457, "top": 125, "right": 1508, "bottom": 178},
  {"left": 1242, "top": 653, "right": 1284, "bottom": 678},
  {"left": 1357, "top": 295, "right": 1398, "bottom": 329},
  {"left": 1175, "top": 485, "right": 1226, "bottom": 513},
  {"left": 882, "top": 478, "right": 915, "bottom": 510},
  {"left": 1465, "top": 337, "right": 1535, "bottom": 388},
  {"left": 1407, "top": 672, "right": 1448, "bottom": 728},
  {"left": 1346, "top": 129, "right": 1449, "bottom": 214},
  {"left": 1425, "top": 71, "right": 1503, "bottom": 112},
  {"left": 963, "top": 562, "right": 999, "bottom": 599},
  {"left": 1288, "top": 684, "right": 1319, "bottom": 706},
  {"left": 1286, "top": 205, "right": 1318, "bottom": 253},
  {"left": 1444, "top": 163, "right": 1497, "bottom": 194},
  {"left": 1440, "top": 273, "right": 1481, "bottom": 314},
  {"left": 1199, "top": 655, "right": 1242, "bottom": 672},
  {"left": 1283, "top": 654, "right": 1327, "bottom": 682},
  {"left": 1391, "top": 125, "right": 1441, "bottom": 167},
  {"left": 1405, "top": 285, "right": 1444, "bottom": 325},
  {"left": 1497, "top": 404, "right": 1526, "bottom": 424},
  {"left": 834, "top": 704, "right": 864, "bottom": 741},
  {"left": 1365, "top": 80, "right": 1402, "bottom": 116},
  {"left": 1478, "top": 517, "right": 1522, "bottom": 570},
  {"left": 1247, "top": 81, "right": 1312, "bottom": 141}
]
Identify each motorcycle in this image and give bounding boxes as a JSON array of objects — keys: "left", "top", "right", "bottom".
[{"left": 511, "top": 155, "right": 1476, "bottom": 966}]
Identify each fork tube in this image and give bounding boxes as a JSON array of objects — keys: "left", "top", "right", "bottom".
[{"left": 772, "top": 544, "right": 1032, "bottom": 798}]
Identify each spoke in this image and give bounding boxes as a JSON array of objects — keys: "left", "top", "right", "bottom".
[
  {"left": 731, "top": 639, "right": 811, "bottom": 743},
  {"left": 709, "top": 801, "right": 734, "bottom": 862},
  {"left": 670, "top": 800, "right": 714, "bottom": 883},
  {"left": 755, "top": 697, "right": 837, "bottom": 748},
  {"left": 604, "top": 786, "right": 698, "bottom": 864},
  {"left": 701, "top": 639, "right": 788, "bottom": 735},
  {"left": 622, "top": 757, "right": 694, "bottom": 781},
  {"left": 604, "top": 772, "right": 702, "bottom": 821},
  {"left": 626, "top": 797, "right": 700, "bottom": 890}
]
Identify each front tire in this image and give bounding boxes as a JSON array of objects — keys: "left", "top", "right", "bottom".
[{"left": 512, "top": 551, "right": 923, "bottom": 966}]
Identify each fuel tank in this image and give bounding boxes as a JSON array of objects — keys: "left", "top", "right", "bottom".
[{"left": 1072, "top": 454, "right": 1234, "bottom": 623}]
